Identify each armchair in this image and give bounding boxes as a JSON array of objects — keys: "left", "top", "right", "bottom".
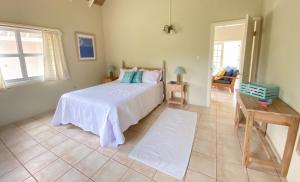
[{"left": 211, "top": 67, "right": 239, "bottom": 93}]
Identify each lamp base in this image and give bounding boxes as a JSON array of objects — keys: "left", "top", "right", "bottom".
[
  {"left": 177, "top": 74, "right": 182, "bottom": 84},
  {"left": 109, "top": 72, "right": 114, "bottom": 79}
]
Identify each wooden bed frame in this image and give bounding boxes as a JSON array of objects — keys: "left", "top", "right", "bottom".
[{"left": 122, "top": 60, "right": 167, "bottom": 101}]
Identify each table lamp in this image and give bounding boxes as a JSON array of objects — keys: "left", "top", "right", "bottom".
[
  {"left": 107, "top": 64, "right": 116, "bottom": 79},
  {"left": 174, "top": 66, "right": 186, "bottom": 83}
]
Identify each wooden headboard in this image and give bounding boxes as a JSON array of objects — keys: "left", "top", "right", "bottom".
[{"left": 122, "top": 60, "right": 167, "bottom": 101}]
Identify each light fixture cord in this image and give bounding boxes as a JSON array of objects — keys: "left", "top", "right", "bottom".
[{"left": 169, "top": 0, "right": 172, "bottom": 25}]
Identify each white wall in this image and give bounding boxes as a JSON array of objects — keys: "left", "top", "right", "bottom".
[
  {"left": 101, "top": 0, "right": 262, "bottom": 106},
  {"left": 214, "top": 24, "right": 245, "bottom": 42},
  {"left": 0, "top": 0, "right": 106, "bottom": 126},
  {"left": 258, "top": 0, "right": 300, "bottom": 181}
]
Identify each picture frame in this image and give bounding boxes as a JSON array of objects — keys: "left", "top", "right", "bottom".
[{"left": 75, "top": 32, "right": 96, "bottom": 61}]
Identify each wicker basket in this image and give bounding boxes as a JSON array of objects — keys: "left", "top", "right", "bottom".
[{"left": 240, "top": 82, "right": 279, "bottom": 100}]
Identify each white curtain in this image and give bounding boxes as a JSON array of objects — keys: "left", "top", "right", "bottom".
[
  {"left": 43, "top": 31, "right": 70, "bottom": 81},
  {"left": 0, "top": 68, "right": 6, "bottom": 90}
]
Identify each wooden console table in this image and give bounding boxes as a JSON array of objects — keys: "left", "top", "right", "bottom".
[{"left": 235, "top": 92, "right": 300, "bottom": 177}]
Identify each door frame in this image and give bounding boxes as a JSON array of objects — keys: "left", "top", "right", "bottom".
[{"left": 206, "top": 18, "right": 247, "bottom": 106}]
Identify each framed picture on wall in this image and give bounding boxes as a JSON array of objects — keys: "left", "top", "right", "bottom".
[{"left": 75, "top": 32, "right": 96, "bottom": 61}]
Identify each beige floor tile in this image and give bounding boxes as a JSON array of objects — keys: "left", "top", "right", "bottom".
[
  {"left": 112, "top": 151, "right": 134, "bottom": 166},
  {"left": 0, "top": 141, "right": 5, "bottom": 150},
  {"left": 98, "top": 146, "right": 118, "bottom": 157},
  {"left": 33, "top": 129, "right": 59, "bottom": 143},
  {"left": 0, "top": 148, "right": 21, "bottom": 176},
  {"left": 57, "top": 168, "right": 89, "bottom": 182},
  {"left": 197, "top": 121, "right": 216, "bottom": 131},
  {"left": 40, "top": 133, "right": 67, "bottom": 149},
  {"left": 9, "top": 138, "right": 38, "bottom": 154},
  {"left": 153, "top": 171, "right": 181, "bottom": 182},
  {"left": 247, "top": 163, "right": 278, "bottom": 176},
  {"left": 34, "top": 159, "right": 71, "bottom": 181},
  {"left": 217, "top": 160, "right": 248, "bottom": 182},
  {"left": 15, "top": 119, "right": 41, "bottom": 131},
  {"left": 193, "top": 138, "right": 216, "bottom": 158},
  {"left": 25, "top": 125, "right": 52, "bottom": 136},
  {"left": 61, "top": 143, "right": 93, "bottom": 165},
  {"left": 93, "top": 160, "right": 128, "bottom": 182},
  {"left": 23, "top": 177, "right": 37, "bottom": 182},
  {"left": 50, "top": 139, "right": 78, "bottom": 157},
  {"left": 69, "top": 131, "right": 100, "bottom": 150},
  {"left": 184, "top": 170, "right": 216, "bottom": 182},
  {"left": 130, "top": 161, "right": 156, "bottom": 178},
  {"left": 50, "top": 124, "right": 70, "bottom": 132},
  {"left": 217, "top": 142, "right": 242, "bottom": 165},
  {"left": 0, "top": 127, "right": 31, "bottom": 147},
  {"left": 62, "top": 125, "right": 84, "bottom": 138},
  {"left": 217, "top": 132, "right": 240, "bottom": 146},
  {"left": 0, "top": 166, "right": 31, "bottom": 182},
  {"left": 121, "top": 169, "right": 151, "bottom": 182},
  {"left": 84, "top": 137, "right": 100, "bottom": 150},
  {"left": 195, "top": 129, "right": 216, "bottom": 143},
  {"left": 15, "top": 144, "right": 47, "bottom": 164},
  {"left": 24, "top": 151, "right": 58, "bottom": 174},
  {"left": 247, "top": 169, "right": 281, "bottom": 182},
  {"left": 33, "top": 113, "right": 53, "bottom": 125},
  {"left": 188, "top": 152, "right": 216, "bottom": 178},
  {"left": 75, "top": 151, "right": 109, "bottom": 177}
]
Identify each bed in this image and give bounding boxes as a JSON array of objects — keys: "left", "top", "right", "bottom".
[{"left": 52, "top": 61, "right": 166, "bottom": 147}]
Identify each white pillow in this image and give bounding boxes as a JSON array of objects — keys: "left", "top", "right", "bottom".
[
  {"left": 142, "top": 70, "right": 161, "bottom": 84},
  {"left": 118, "top": 67, "right": 138, "bottom": 81}
]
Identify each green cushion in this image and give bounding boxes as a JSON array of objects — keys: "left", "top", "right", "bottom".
[
  {"left": 132, "top": 71, "right": 143, "bottom": 83},
  {"left": 121, "top": 71, "right": 135, "bottom": 83}
]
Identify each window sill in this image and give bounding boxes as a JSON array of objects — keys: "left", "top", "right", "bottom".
[{"left": 6, "top": 79, "right": 44, "bottom": 89}]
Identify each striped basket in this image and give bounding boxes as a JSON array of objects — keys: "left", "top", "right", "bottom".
[{"left": 240, "top": 82, "right": 279, "bottom": 100}]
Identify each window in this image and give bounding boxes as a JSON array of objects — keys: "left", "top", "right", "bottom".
[
  {"left": 222, "top": 41, "right": 241, "bottom": 68},
  {"left": 0, "top": 26, "right": 44, "bottom": 85},
  {"left": 212, "top": 41, "right": 242, "bottom": 74},
  {"left": 212, "top": 42, "right": 223, "bottom": 74}
]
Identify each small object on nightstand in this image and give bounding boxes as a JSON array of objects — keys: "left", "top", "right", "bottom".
[
  {"left": 102, "top": 77, "right": 118, "bottom": 83},
  {"left": 174, "top": 66, "right": 186, "bottom": 84},
  {"left": 167, "top": 82, "right": 187, "bottom": 106},
  {"left": 107, "top": 64, "right": 116, "bottom": 79}
]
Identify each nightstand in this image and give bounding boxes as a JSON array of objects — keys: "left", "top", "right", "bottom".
[
  {"left": 102, "top": 77, "right": 118, "bottom": 83},
  {"left": 166, "top": 82, "right": 187, "bottom": 106}
]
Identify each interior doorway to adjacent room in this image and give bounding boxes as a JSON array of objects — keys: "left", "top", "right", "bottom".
[{"left": 207, "top": 16, "right": 262, "bottom": 106}]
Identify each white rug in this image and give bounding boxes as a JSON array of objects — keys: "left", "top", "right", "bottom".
[{"left": 129, "top": 108, "right": 197, "bottom": 180}]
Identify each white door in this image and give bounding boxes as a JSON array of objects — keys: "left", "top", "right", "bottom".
[
  {"left": 240, "top": 15, "right": 262, "bottom": 83},
  {"left": 240, "top": 15, "right": 255, "bottom": 83}
]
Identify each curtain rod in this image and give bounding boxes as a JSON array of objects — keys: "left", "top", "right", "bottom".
[{"left": 0, "top": 22, "right": 62, "bottom": 34}]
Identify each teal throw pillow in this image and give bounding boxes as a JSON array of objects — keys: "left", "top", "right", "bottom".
[
  {"left": 132, "top": 71, "right": 143, "bottom": 83},
  {"left": 121, "top": 71, "right": 135, "bottom": 83}
]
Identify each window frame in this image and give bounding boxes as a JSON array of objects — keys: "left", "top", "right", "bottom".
[
  {"left": 212, "top": 41, "right": 224, "bottom": 69},
  {"left": 0, "top": 26, "right": 44, "bottom": 86}
]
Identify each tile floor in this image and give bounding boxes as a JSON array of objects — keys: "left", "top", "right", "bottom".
[{"left": 0, "top": 88, "right": 285, "bottom": 182}]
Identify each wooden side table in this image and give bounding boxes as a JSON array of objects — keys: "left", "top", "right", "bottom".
[
  {"left": 235, "top": 92, "right": 300, "bottom": 177},
  {"left": 166, "top": 82, "right": 187, "bottom": 106},
  {"left": 102, "top": 77, "right": 118, "bottom": 83}
]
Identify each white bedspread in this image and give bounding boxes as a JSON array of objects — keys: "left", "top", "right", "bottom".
[{"left": 52, "top": 81, "right": 164, "bottom": 147}]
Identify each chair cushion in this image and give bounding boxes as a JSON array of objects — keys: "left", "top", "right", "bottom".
[
  {"left": 213, "top": 79, "right": 231, "bottom": 84},
  {"left": 232, "top": 68, "right": 239, "bottom": 77},
  {"left": 224, "top": 66, "right": 234, "bottom": 77},
  {"left": 214, "top": 68, "right": 226, "bottom": 80}
]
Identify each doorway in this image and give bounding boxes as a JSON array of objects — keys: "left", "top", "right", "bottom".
[{"left": 207, "top": 16, "right": 262, "bottom": 106}]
